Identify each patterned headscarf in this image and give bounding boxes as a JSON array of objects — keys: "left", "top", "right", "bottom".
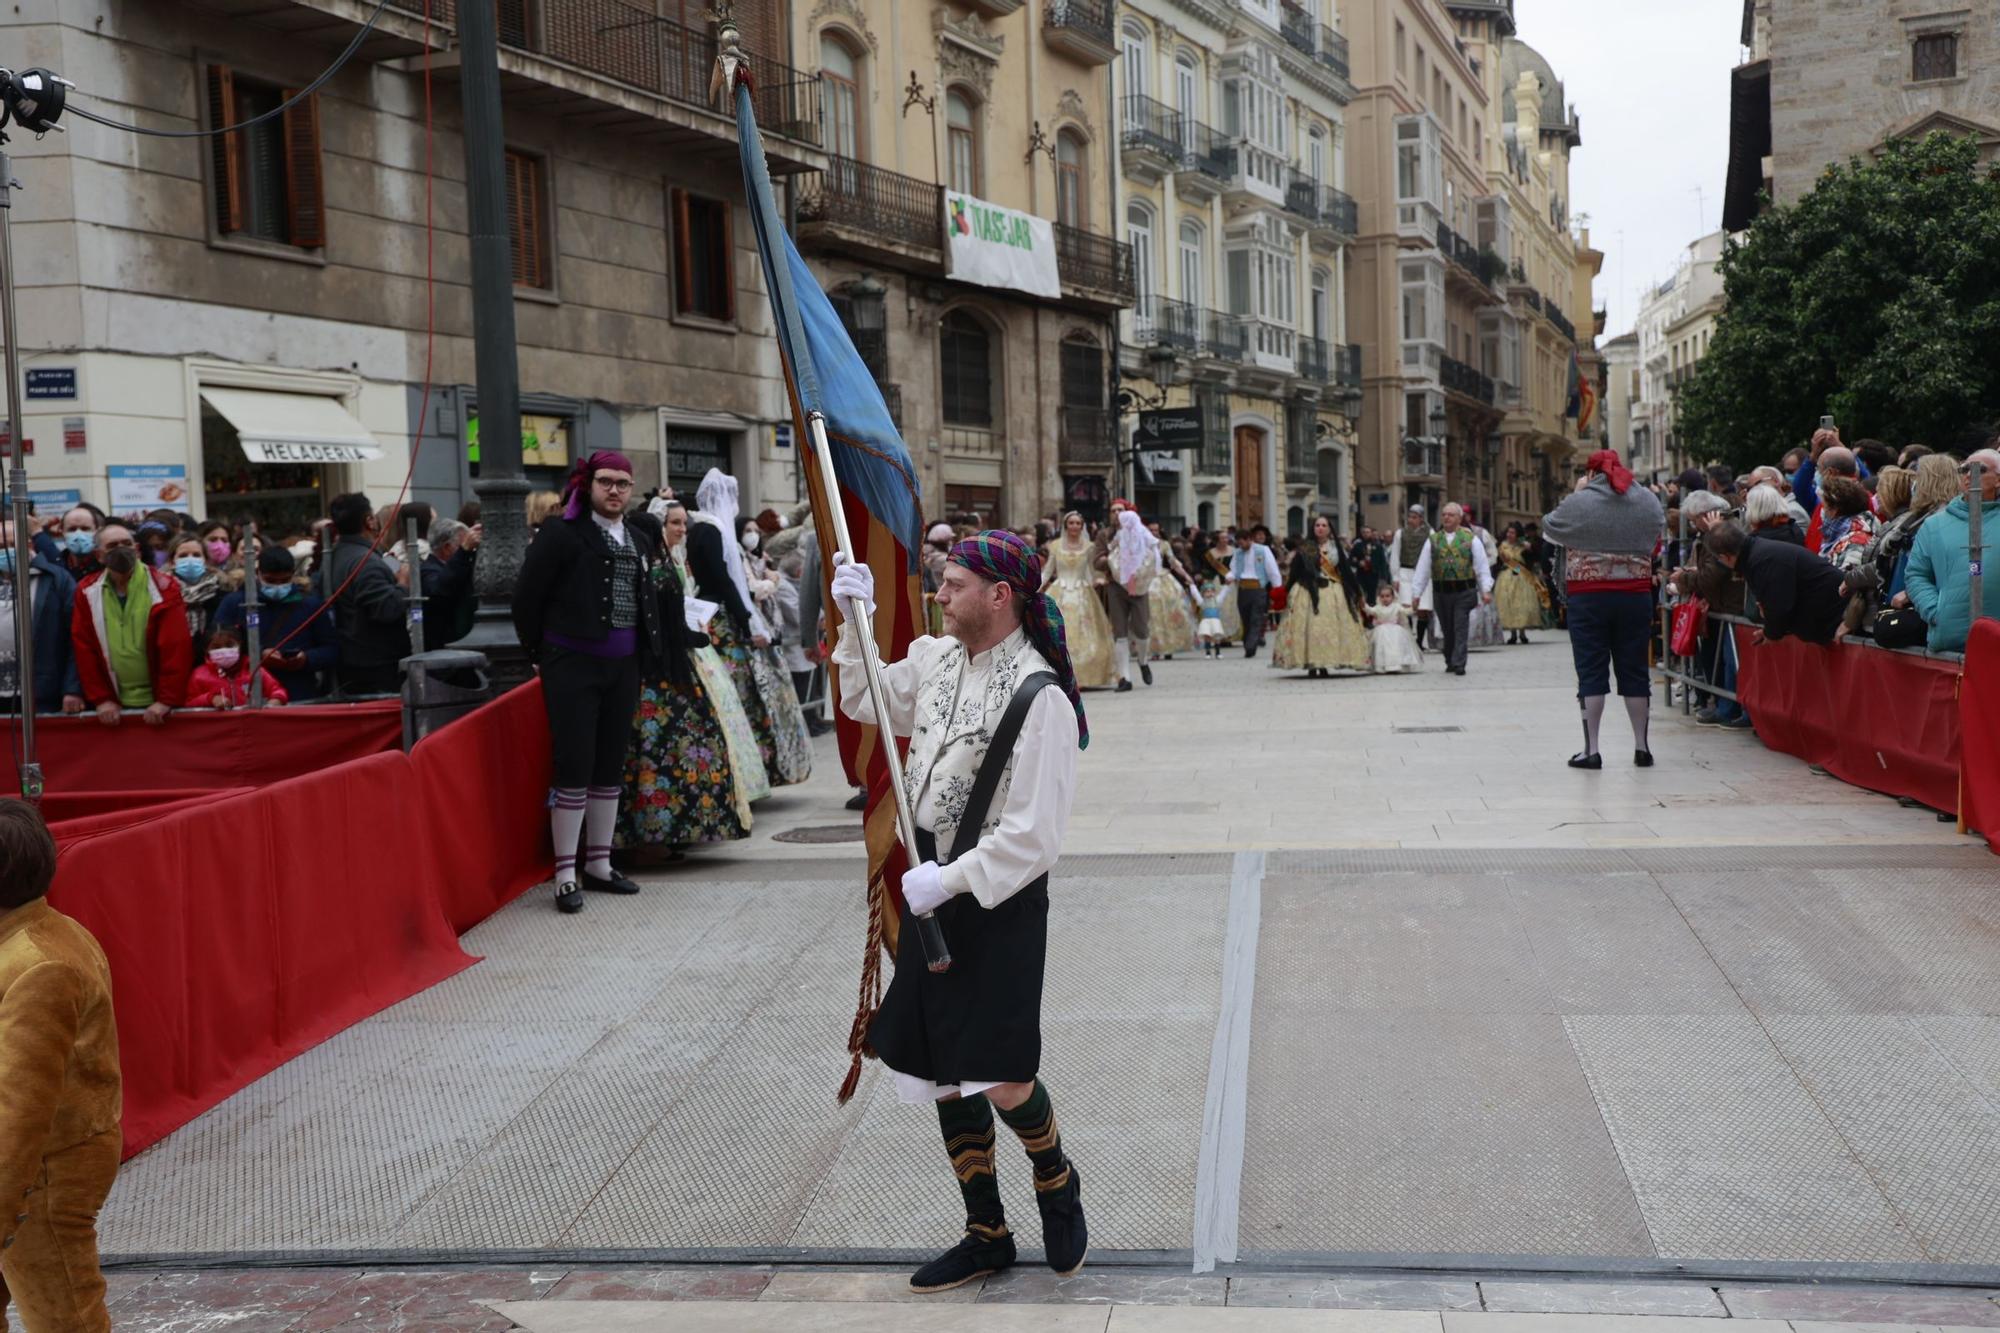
[
  {"left": 948, "top": 530, "right": 1089, "bottom": 750},
  {"left": 561, "top": 449, "right": 636, "bottom": 521}
]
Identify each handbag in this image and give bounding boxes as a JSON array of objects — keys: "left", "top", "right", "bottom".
[
  {"left": 1869, "top": 605, "right": 1927, "bottom": 649},
  {"left": 1669, "top": 597, "right": 1709, "bottom": 657}
]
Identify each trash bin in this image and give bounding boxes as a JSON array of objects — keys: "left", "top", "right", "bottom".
[{"left": 400, "top": 648, "right": 492, "bottom": 749}]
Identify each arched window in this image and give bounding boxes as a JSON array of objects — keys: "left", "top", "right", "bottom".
[
  {"left": 1122, "top": 22, "right": 1150, "bottom": 102},
  {"left": 1178, "top": 219, "right": 1204, "bottom": 307},
  {"left": 819, "top": 33, "right": 864, "bottom": 161},
  {"left": 1287, "top": 505, "right": 1306, "bottom": 539},
  {"left": 940, "top": 309, "right": 995, "bottom": 428},
  {"left": 1056, "top": 130, "right": 1087, "bottom": 228},
  {"left": 1310, "top": 267, "right": 1330, "bottom": 342},
  {"left": 1308, "top": 124, "right": 1326, "bottom": 185},
  {"left": 946, "top": 89, "right": 980, "bottom": 196},
  {"left": 1197, "top": 500, "right": 1216, "bottom": 532},
  {"left": 1175, "top": 50, "right": 1201, "bottom": 153},
  {"left": 1126, "top": 202, "right": 1155, "bottom": 302}
]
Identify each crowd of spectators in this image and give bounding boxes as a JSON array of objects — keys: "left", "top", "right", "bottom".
[
  {"left": 1657, "top": 425, "right": 2000, "bottom": 727},
  {"left": 1, "top": 491, "right": 484, "bottom": 719}
]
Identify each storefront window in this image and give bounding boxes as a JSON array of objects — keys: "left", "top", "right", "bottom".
[{"left": 201, "top": 405, "right": 326, "bottom": 533}]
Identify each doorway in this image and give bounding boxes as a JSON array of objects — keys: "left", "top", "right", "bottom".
[{"left": 1233, "top": 425, "right": 1266, "bottom": 532}]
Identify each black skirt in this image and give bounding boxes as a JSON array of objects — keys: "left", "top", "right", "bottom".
[{"left": 869, "top": 850, "right": 1049, "bottom": 1086}]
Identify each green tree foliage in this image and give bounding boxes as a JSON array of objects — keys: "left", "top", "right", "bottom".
[{"left": 1678, "top": 133, "right": 2000, "bottom": 472}]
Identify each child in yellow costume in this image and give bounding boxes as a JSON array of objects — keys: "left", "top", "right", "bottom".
[{"left": 0, "top": 799, "right": 121, "bottom": 1333}]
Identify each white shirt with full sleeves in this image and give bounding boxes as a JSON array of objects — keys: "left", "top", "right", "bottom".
[
  {"left": 1411, "top": 531, "right": 1493, "bottom": 600},
  {"left": 832, "top": 623, "right": 1078, "bottom": 909}
]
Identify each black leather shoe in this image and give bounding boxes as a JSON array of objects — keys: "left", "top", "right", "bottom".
[
  {"left": 845, "top": 790, "right": 868, "bottom": 811},
  {"left": 1635, "top": 749, "right": 1655, "bottom": 768},
  {"left": 555, "top": 882, "right": 584, "bottom": 914},
  {"left": 910, "top": 1227, "right": 1016, "bottom": 1293},
  {"left": 1141, "top": 663, "right": 1153, "bottom": 685},
  {"left": 1116, "top": 679, "right": 1133, "bottom": 692},
  {"left": 1036, "top": 1165, "right": 1088, "bottom": 1276},
  {"left": 1568, "top": 752, "right": 1603, "bottom": 770},
  {"left": 582, "top": 868, "right": 641, "bottom": 895}
]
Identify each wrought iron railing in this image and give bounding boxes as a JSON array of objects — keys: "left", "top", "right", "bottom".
[
  {"left": 391, "top": 0, "right": 821, "bottom": 145},
  {"left": 1318, "top": 186, "right": 1358, "bottom": 236},
  {"left": 796, "top": 156, "right": 942, "bottom": 253},
  {"left": 1059, "top": 404, "right": 1114, "bottom": 464},
  {"left": 1547, "top": 300, "right": 1576, "bottom": 342},
  {"left": 1518, "top": 285, "right": 1544, "bottom": 313},
  {"left": 1178, "top": 119, "right": 1237, "bottom": 181},
  {"left": 1132, "top": 295, "right": 1201, "bottom": 350},
  {"left": 1285, "top": 168, "right": 1322, "bottom": 222},
  {"left": 1045, "top": 0, "right": 1114, "bottom": 49},
  {"left": 1053, "top": 222, "right": 1136, "bottom": 302},
  {"left": 1297, "top": 337, "right": 1330, "bottom": 383},
  {"left": 1279, "top": 1, "right": 1316, "bottom": 56},
  {"left": 1195, "top": 387, "right": 1231, "bottom": 474},
  {"left": 1205, "top": 310, "right": 1249, "bottom": 362},
  {"left": 879, "top": 382, "right": 903, "bottom": 430},
  {"left": 1122, "top": 93, "right": 1183, "bottom": 161},
  {"left": 1402, "top": 439, "right": 1444, "bottom": 477},
  {"left": 1317, "top": 25, "right": 1350, "bottom": 80},
  {"left": 1442, "top": 354, "right": 1497, "bottom": 405},
  {"left": 1334, "top": 343, "right": 1362, "bottom": 391}
]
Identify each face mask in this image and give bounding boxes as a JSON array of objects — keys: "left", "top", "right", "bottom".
[
  {"left": 174, "top": 557, "right": 207, "bottom": 582},
  {"left": 64, "top": 530, "right": 95, "bottom": 556},
  {"left": 208, "top": 648, "right": 242, "bottom": 671},
  {"left": 103, "top": 548, "right": 138, "bottom": 575},
  {"left": 741, "top": 530, "right": 759, "bottom": 551},
  {"left": 206, "top": 539, "right": 232, "bottom": 563},
  {"left": 260, "top": 581, "right": 296, "bottom": 601}
]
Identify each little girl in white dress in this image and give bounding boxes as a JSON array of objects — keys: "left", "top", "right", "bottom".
[{"left": 1367, "top": 584, "right": 1424, "bottom": 673}]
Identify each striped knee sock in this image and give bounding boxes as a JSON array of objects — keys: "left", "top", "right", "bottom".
[
  {"left": 551, "top": 787, "right": 587, "bottom": 886},
  {"left": 583, "top": 786, "right": 620, "bottom": 878},
  {"left": 993, "top": 1080, "right": 1070, "bottom": 1192},
  {"left": 936, "top": 1095, "right": 1007, "bottom": 1236}
]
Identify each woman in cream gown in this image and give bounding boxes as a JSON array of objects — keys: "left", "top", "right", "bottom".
[
  {"left": 1273, "top": 515, "right": 1371, "bottom": 676},
  {"left": 1493, "top": 523, "right": 1548, "bottom": 644},
  {"left": 1147, "top": 533, "right": 1200, "bottom": 658},
  {"left": 1041, "top": 512, "right": 1117, "bottom": 689},
  {"left": 665, "top": 504, "right": 769, "bottom": 821},
  {"left": 1199, "top": 532, "right": 1244, "bottom": 643}
]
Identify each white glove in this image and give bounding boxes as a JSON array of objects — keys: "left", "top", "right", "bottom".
[
  {"left": 830, "top": 552, "right": 876, "bottom": 620},
  {"left": 901, "top": 860, "right": 949, "bottom": 916}
]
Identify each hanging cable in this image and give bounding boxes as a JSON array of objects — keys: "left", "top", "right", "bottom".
[{"left": 63, "top": 0, "right": 396, "bottom": 139}]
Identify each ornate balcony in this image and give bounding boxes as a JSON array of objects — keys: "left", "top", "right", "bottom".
[
  {"left": 1043, "top": 0, "right": 1116, "bottom": 65},
  {"left": 1546, "top": 300, "right": 1577, "bottom": 343},
  {"left": 1402, "top": 438, "right": 1445, "bottom": 479},
  {"left": 1296, "top": 337, "right": 1330, "bottom": 384},
  {"left": 1317, "top": 25, "right": 1350, "bottom": 81},
  {"left": 1174, "top": 120, "right": 1235, "bottom": 205},
  {"left": 1059, "top": 405, "right": 1114, "bottom": 464},
  {"left": 796, "top": 156, "right": 943, "bottom": 265},
  {"left": 1204, "top": 310, "right": 1249, "bottom": 364},
  {"left": 1130, "top": 295, "right": 1202, "bottom": 352},
  {"left": 1053, "top": 222, "right": 1137, "bottom": 309},
  {"left": 1121, "top": 94, "right": 1184, "bottom": 186},
  {"left": 1279, "top": 0, "right": 1317, "bottom": 57},
  {"left": 1441, "top": 354, "right": 1497, "bottom": 407},
  {"left": 1334, "top": 343, "right": 1363, "bottom": 398}
]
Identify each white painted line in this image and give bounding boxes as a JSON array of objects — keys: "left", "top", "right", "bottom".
[{"left": 1191, "top": 849, "right": 1265, "bottom": 1273}]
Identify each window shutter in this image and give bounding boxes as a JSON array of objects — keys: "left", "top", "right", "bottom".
[
  {"left": 208, "top": 64, "right": 242, "bottom": 235},
  {"left": 671, "top": 188, "right": 692, "bottom": 315},
  {"left": 714, "top": 199, "right": 734, "bottom": 322},
  {"left": 281, "top": 90, "right": 325, "bottom": 247},
  {"left": 504, "top": 152, "right": 529, "bottom": 286},
  {"left": 520, "top": 156, "right": 546, "bottom": 288}
]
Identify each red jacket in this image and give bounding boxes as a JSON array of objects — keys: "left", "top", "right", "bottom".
[
  {"left": 188, "top": 662, "right": 288, "bottom": 708},
  {"left": 72, "top": 567, "right": 194, "bottom": 708}
]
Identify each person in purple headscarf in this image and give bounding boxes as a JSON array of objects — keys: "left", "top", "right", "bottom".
[
  {"left": 828, "top": 529, "right": 1088, "bottom": 1296},
  {"left": 511, "top": 450, "right": 668, "bottom": 915}
]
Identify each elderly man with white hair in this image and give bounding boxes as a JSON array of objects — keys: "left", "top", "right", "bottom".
[
  {"left": 1408, "top": 502, "right": 1493, "bottom": 677},
  {"left": 1745, "top": 466, "right": 1811, "bottom": 525},
  {"left": 1903, "top": 445, "right": 2000, "bottom": 654}
]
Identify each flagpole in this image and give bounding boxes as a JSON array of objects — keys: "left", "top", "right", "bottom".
[{"left": 809, "top": 411, "right": 952, "bottom": 974}]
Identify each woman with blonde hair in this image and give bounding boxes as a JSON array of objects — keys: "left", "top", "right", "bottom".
[
  {"left": 1039, "top": 511, "right": 1116, "bottom": 688},
  {"left": 526, "top": 490, "right": 563, "bottom": 531},
  {"left": 1875, "top": 452, "right": 1961, "bottom": 598},
  {"left": 1874, "top": 466, "right": 1912, "bottom": 520}
]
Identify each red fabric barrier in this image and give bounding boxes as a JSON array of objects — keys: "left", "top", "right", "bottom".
[
  {"left": 1736, "top": 625, "right": 1962, "bottom": 814},
  {"left": 46, "top": 683, "right": 554, "bottom": 1156},
  {"left": 45, "top": 790, "right": 254, "bottom": 836},
  {"left": 1960, "top": 620, "right": 2000, "bottom": 853},
  {"left": 408, "top": 681, "right": 553, "bottom": 933},
  {"left": 25, "top": 700, "right": 402, "bottom": 795}
]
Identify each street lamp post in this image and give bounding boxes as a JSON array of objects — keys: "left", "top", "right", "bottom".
[{"left": 453, "top": 0, "right": 531, "bottom": 686}]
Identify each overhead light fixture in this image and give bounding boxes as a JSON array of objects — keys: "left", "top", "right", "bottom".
[{"left": 0, "top": 68, "right": 74, "bottom": 136}]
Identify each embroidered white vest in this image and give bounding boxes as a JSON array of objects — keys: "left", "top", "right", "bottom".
[{"left": 906, "top": 629, "right": 1052, "bottom": 856}]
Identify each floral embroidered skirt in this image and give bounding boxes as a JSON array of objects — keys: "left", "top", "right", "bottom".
[
  {"left": 1147, "top": 578, "right": 1198, "bottom": 656},
  {"left": 693, "top": 644, "right": 768, "bottom": 816},
  {"left": 711, "top": 617, "right": 811, "bottom": 788},
  {"left": 616, "top": 670, "right": 749, "bottom": 849}
]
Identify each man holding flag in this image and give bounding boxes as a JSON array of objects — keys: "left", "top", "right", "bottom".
[
  {"left": 715, "top": 3, "right": 1089, "bottom": 1294},
  {"left": 830, "top": 533, "right": 1091, "bottom": 1292}
]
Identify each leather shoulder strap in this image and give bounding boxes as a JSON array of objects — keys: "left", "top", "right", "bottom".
[{"left": 946, "top": 670, "right": 1059, "bottom": 864}]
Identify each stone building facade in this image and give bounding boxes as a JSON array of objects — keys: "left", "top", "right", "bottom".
[
  {"left": 4, "top": 0, "right": 827, "bottom": 526},
  {"left": 1110, "top": 0, "right": 1361, "bottom": 538},
  {"left": 792, "top": 0, "right": 1133, "bottom": 529},
  {"left": 1632, "top": 230, "right": 1726, "bottom": 484},
  {"left": 1726, "top": 0, "right": 2000, "bottom": 231}
]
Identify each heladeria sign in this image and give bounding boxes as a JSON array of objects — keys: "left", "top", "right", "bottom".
[{"left": 945, "top": 193, "right": 1061, "bottom": 300}]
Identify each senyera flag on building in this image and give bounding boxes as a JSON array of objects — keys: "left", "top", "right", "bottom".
[{"left": 720, "top": 41, "right": 927, "bottom": 1102}]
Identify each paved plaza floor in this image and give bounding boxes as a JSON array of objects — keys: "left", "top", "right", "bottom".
[{"left": 76, "top": 636, "right": 2000, "bottom": 1330}]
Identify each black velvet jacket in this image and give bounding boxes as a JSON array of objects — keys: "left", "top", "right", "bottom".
[{"left": 511, "top": 510, "right": 667, "bottom": 666}]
